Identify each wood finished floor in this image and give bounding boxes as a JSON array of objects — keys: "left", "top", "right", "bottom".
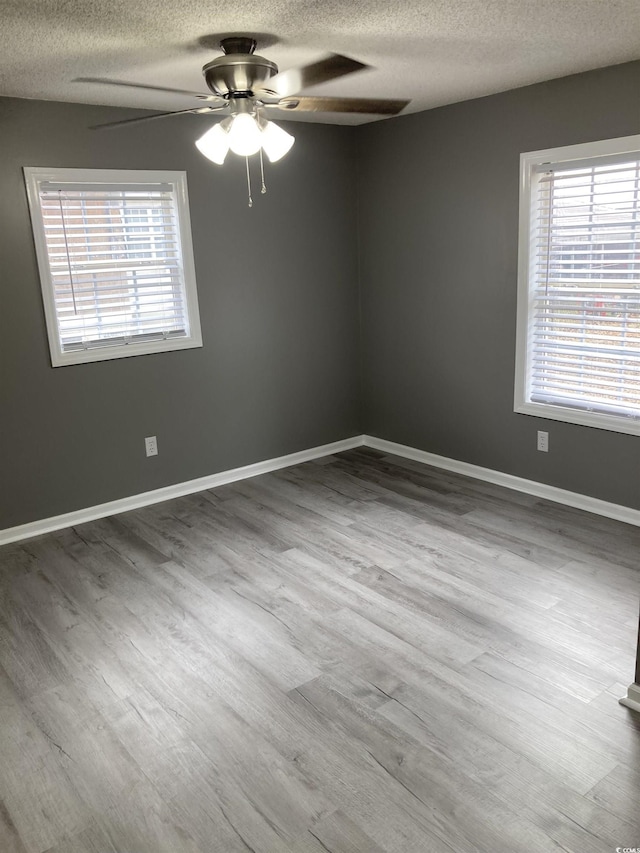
[{"left": 1, "top": 447, "right": 639, "bottom": 853}]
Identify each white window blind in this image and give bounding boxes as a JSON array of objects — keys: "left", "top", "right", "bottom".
[
  {"left": 24, "top": 168, "right": 202, "bottom": 366},
  {"left": 519, "top": 143, "right": 640, "bottom": 432}
]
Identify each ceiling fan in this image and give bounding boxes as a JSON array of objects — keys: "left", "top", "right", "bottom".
[
  {"left": 79, "top": 37, "right": 410, "bottom": 203},
  {"left": 83, "top": 37, "right": 410, "bottom": 128}
]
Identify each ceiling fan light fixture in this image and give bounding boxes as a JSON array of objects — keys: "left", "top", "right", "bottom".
[
  {"left": 261, "top": 120, "right": 295, "bottom": 163},
  {"left": 195, "top": 118, "right": 231, "bottom": 164},
  {"left": 227, "top": 113, "right": 263, "bottom": 157}
]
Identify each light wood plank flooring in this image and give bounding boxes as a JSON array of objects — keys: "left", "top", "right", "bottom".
[{"left": 1, "top": 447, "right": 639, "bottom": 852}]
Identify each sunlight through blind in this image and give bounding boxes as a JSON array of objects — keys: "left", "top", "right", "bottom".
[
  {"left": 38, "top": 181, "right": 190, "bottom": 353},
  {"left": 529, "top": 156, "right": 640, "bottom": 420}
]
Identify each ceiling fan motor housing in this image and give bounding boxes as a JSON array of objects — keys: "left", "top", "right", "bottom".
[{"left": 202, "top": 38, "right": 278, "bottom": 97}]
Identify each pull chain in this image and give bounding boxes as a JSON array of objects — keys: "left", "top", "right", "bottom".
[
  {"left": 544, "top": 169, "right": 553, "bottom": 298},
  {"left": 245, "top": 156, "right": 253, "bottom": 208},
  {"left": 259, "top": 148, "right": 267, "bottom": 195},
  {"left": 58, "top": 191, "right": 79, "bottom": 314}
]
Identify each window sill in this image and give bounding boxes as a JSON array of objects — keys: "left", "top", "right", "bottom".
[
  {"left": 50, "top": 334, "right": 203, "bottom": 367},
  {"left": 514, "top": 400, "right": 640, "bottom": 437}
]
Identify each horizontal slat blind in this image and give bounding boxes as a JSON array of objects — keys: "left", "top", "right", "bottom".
[
  {"left": 38, "top": 184, "right": 190, "bottom": 352},
  {"left": 529, "top": 156, "right": 640, "bottom": 419}
]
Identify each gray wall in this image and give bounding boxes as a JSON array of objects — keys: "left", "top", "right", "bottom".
[
  {"left": 0, "top": 97, "right": 361, "bottom": 529},
  {"left": 2, "top": 60, "right": 640, "bottom": 531},
  {"left": 357, "top": 61, "right": 640, "bottom": 510}
]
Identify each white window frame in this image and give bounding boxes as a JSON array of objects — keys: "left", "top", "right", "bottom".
[
  {"left": 24, "top": 167, "right": 202, "bottom": 367},
  {"left": 514, "top": 135, "right": 640, "bottom": 436}
]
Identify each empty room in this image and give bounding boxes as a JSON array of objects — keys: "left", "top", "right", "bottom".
[{"left": 1, "top": 1, "right": 639, "bottom": 851}]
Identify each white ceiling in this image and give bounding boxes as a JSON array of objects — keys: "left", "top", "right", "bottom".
[{"left": 1, "top": 0, "right": 640, "bottom": 125}]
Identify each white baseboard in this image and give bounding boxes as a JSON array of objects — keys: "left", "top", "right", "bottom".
[
  {"left": 363, "top": 435, "right": 640, "bottom": 528},
  {"left": 619, "top": 683, "right": 640, "bottom": 713},
  {"left": 2, "top": 432, "right": 638, "bottom": 546},
  {"left": 0, "top": 436, "right": 365, "bottom": 546}
]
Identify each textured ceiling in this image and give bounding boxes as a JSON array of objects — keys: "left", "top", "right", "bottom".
[{"left": 1, "top": 0, "right": 640, "bottom": 125}]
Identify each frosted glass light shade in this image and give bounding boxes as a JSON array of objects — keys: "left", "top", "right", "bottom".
[
  {"left": 227, "top": 113, "right": 262, "bottom": 156},
  {"left": 195, "top": 120, "right": 231, "bottom": 165},
  {"left": 261, "top": 121, "right": 295, "bottom": 163}
]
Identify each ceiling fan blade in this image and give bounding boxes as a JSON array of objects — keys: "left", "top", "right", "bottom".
[
  {"left": 267, "top": 96, "right": 410, "bottom": 115},
  {"left": 254, "top": 54, "right": 368, "bottom": 99},
  {"left": 90, "top": 105, "right": 227, "bottom": 130},
  {"left": 75, "top": 76, "right": 221, "bottom": 102}
]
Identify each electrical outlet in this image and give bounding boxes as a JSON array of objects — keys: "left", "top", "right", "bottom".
[
  {"left": 537, "top": 430, "right": 549, "bottom": 452},
  {"left": 145, "top": 435, "right": 158, "bottom": 457}
]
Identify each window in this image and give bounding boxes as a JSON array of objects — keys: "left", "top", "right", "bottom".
[
  {"left": 515, "top": 136, "right": 640, "bottom": 436},
  {"left": 24, "top": 167, "right": 202, "bottom": 366}
]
